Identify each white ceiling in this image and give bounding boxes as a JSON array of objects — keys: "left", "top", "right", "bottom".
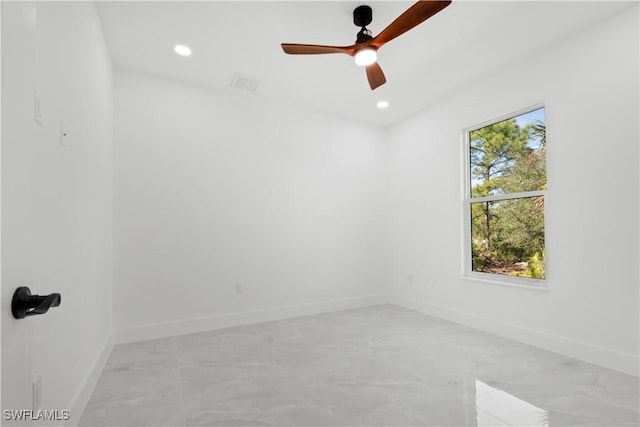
[{"left": 96, "top": 1, "right": 632, "bottom": 127}]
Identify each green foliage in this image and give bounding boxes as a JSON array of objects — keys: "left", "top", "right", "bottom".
[
  {"left": 526, "top": 251, "right": 546, "bottom": 279},
  {"left": 511, "top": 251, "right": 546, "bottom": 279},
  {"left": 470, "top": 119, "right": 531, "bottom": 197},
  {"left": 469, "top": 115, "right": 546, "bottom": 279}
]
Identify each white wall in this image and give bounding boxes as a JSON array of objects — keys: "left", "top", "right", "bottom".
[
  {"left": 387, "top": 6, "right": 639, "bottom": 376},
  {"left": 114, "top": 69, "right": 389, "bottom": 341},
  {"left": 1, "top": 2, "right": 113, "bottom": 423}
]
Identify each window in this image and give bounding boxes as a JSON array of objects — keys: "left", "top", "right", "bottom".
[{"left": 464, "top": 105, "right": 547, "bottom": 284}]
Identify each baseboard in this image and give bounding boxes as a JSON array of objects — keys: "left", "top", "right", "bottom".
[
  {"left": 65, "top": 332, "right": 114, "bottom": 426},
  {"left": 389, "top": 294, "right": 639, "bottom": 377},
  {"left": 115, "top": 294, "right": 388, "bottom": 344},
  {"left": 114, "top": 293, "right": 638, "bottom": 377}
]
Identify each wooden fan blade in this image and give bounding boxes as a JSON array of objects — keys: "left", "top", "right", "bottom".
[
  {"left": 281, "top": 43, "right": 356, "bottom": 56},
  {"left": 371, "top": 0, "right": 451, "bottom": 48},
  {"left": 366, "top": 62, "right": 387, "bottom": 90}
]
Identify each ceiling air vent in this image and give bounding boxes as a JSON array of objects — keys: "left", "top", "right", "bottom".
[{"left": 229, "top": 73, "right": 263, "bottom": 93}]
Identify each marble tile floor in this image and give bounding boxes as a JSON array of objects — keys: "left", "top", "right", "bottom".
[{"left": 79, "top": 304, "right": 639, "bottom": 426}]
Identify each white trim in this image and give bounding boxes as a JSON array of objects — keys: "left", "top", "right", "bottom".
[
  {"left": 115, "top": 294, "right": 388, "bottom": 344},
  {"left": 0, "top": 0, "right": 3, "bottom": 413},
  {"left": 464, "top": 102, "right": 546, "bottom": 135},
  {"left": 463, "top": 271, "right": 548, "bottom": 290},
  {"left": 389, "top": 294, "right": 640, "bottom": 377},
  {"left": 65, "top": 332, "right": 114, "bottom": 427},
  {"left": 470, "top": 190, "right": 545, "bottom": 204}
]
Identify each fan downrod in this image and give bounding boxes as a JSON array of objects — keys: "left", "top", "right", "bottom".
[
  {"left": 354, "top": 5, "right": 373, "bottom": 43},
  {"left": 353, "top": 5, "right": 372, "bottom": 28}
]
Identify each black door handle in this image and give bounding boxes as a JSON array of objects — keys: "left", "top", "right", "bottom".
[{"left": 11, "top": 287, "right": 61, "bottom": 319}]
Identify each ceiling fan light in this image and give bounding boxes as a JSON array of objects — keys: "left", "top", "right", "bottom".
[{"left": 354, "top": 48, "right": 377, "bottom": 66}]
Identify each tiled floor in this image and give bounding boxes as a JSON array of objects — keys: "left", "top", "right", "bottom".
[{"left": 79, "top": 304, "right": 639, "bottom": 426}]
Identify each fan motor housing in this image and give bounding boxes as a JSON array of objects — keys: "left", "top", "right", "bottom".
[{"left": 353, "top": 5, "right": 372, "bottom": 28}]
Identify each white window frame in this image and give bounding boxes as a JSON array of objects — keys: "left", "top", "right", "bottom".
[{"left": 462, "top": 103, "right": 548, "bottom": 290}]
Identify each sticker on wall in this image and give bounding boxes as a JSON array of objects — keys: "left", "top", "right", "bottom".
[{"left": 34, "top": 91, "right": 44, "bottom": 126}]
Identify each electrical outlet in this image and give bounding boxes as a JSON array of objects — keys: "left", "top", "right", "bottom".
[
  {"left": 234, "top": 283, "right": 243, "bottom": 295},
  {"left": 32, "top": 376, "right": 42, "bottom": 412}
]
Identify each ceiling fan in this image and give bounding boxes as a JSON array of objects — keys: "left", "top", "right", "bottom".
[{"left": 281, "top": 1, "right": 452, "bottom": 90}]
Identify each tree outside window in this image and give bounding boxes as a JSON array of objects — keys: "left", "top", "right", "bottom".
[{"left": 467, "top": 106, "right": 546, "bottom": 280}]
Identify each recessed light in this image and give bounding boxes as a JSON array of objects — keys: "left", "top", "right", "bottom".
[
  {"left": 377, "top": 100, "right": 389, "bottom": 109},
  {"left": 174, "top": 45, "right": 192, "bottom": 56}
]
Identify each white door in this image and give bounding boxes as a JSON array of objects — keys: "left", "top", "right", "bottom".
[{"left": 2, "top": 2, "right": 39, "bottom": 423}]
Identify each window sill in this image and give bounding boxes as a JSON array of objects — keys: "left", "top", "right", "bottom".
[{"left": 462, "top": 272, "right": 549, "bottom": 291}]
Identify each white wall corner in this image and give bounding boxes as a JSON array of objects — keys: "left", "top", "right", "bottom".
[
  {"left": 388, "top": 294, "right": 640, "bottom": 378},
  {"left": 115, "top": 294, "right": 390, "bottom": 344},
  {"left": 65, "top": 332, "right": 115, "bottom": 427}
]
